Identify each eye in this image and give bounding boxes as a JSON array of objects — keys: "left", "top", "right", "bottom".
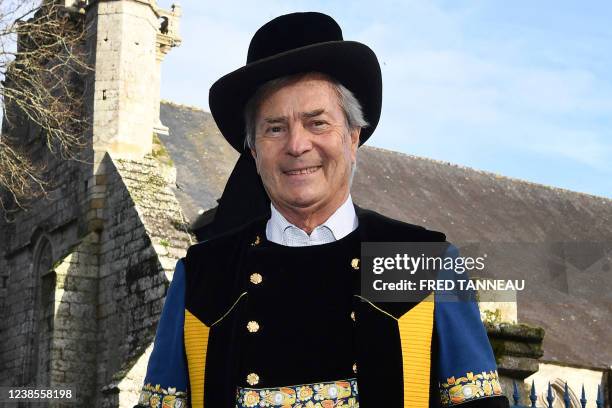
[
  {"left": 266, "top": 125, "right": 285, "bottom": 135},
  {"left": 310, "top": 120, "right": 328, "bottom": 129}
]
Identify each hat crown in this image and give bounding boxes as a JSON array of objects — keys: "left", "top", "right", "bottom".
[{"left": 247, "top": 12, "right": 343, "bottom": 64}]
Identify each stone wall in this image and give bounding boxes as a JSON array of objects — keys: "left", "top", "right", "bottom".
[
  {"left": 0, "top": 1, "right": 184, "bottom": 405},
  {"left": 0, "top": 147, "right": 193, "bottom": 407},
  {"left": 49, "top": 233, "right": 101, "bottom": 407},
  {"left": 525, "top": 362, "right": 608, "bottom": 408},
  {"left": 486, "top": 321, "right": 545, "bottom": 404},
  {"left": 0, "top": 144, "right": 92, "bottom": 392},
  {"left": 95, "top": 152, "right": 193, "bottom": 407},
  {"left": 0, "top": 37, "right": 98, "bottom": 400}
]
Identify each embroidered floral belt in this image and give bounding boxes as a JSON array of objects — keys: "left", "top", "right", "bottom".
[
  {"left": 440, "top": 370, "right": 503, "bottom": 405},
  {"left": 138, "top": 383, "right": 188, "bottom": 408},
  {"left": 236, "top": 378, "right": 359, "bottom": 408}
]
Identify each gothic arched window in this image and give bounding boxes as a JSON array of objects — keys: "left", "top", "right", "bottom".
[{"left": 24, "top": 236, "right": 56, "bottom": 387}]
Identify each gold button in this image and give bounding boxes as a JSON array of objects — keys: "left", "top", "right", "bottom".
[
  {"left": 350, "top": 311, "right": 356, "bottom": 322},
  {"left": 246, "top": 372, "right": 259, "bottom": 386},
  {"left": 250, "top": 273, "right": 263, "bottom": 285},
  {"left": 352, "top": 363, "right": 358, "bottom": 373},
  {"left": 246, "top": 320, "right": 260, "bottom": 333},
  {"left": 351, "top": 258, "right": 360, "bottom": 270},
  {"left": 251, "top": 235, "right": 261, "bottom": 246}
]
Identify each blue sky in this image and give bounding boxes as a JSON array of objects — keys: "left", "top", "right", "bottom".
[{"left": 158, "top": 1, "right": 612, "bottom": 199}]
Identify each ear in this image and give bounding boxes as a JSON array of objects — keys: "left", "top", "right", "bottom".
[
  {"left": 250, "top": 147, "right": 260, "bottom": 174},
  {"left": 349, "top": 127, "right": 360, "bottom": 163}
]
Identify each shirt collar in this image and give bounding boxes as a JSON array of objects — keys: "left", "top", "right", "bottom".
[{"left": 266, "top": 194, "right": 358, "bottom": 245}]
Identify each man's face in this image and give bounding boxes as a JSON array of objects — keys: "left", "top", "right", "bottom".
[{"left": 250, "top": 73, "right": 360, "bottom": 214}]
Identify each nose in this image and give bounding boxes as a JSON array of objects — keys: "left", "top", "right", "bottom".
[{"left": 285, "top": 123, "right": 312, "bottom": 157}]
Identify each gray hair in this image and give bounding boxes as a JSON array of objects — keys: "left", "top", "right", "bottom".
[{"left": 244, "top": 72, "right": 369, "bottom": 150}]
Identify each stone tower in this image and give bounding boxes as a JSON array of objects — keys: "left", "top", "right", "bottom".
[
  {"left": 89, "top": 0, "right": 182, "bottom": 161},
  {"left": 0, "top": 1, "right": 189, "bottom": 407}
]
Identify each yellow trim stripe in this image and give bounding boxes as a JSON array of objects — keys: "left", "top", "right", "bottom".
[
  {"left": 184, "top": 310, "right": 211, "bottom": 408},
  {"left": 397, "top": 294, "right": 435, "bottom": 408}
]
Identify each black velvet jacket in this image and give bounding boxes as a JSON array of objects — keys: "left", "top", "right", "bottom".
[{"left": 178, "top": 205, "right": 509, "bottom": 408}]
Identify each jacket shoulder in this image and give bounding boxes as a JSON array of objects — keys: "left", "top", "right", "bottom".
[
  {"left": 186, "top": 216, "right": 260, "bottom": 260},
  {"left": 355, "top": 205, "right": 447, "bottom": 242}
]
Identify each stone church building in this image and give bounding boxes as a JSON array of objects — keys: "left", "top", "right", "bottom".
[{"left": 0, "top": 1, "right": 610, "bottom": 407}]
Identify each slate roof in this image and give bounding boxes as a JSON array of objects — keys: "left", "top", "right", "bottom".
[{"left": 158, "top": 100, "right": 612, "bottom": 370}]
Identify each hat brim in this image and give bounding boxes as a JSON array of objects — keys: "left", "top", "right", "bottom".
[{"left": 209, "top": 40, "right": 382, "bottom": 152}]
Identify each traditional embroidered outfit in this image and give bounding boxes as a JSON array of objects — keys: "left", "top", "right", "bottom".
[{"left": 136, "top": 200, "right": 507, "bottom": 408}]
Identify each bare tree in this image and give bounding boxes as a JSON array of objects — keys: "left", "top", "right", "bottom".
[{"left": 0, "top": 0, "right": 91, "bottom": 219}]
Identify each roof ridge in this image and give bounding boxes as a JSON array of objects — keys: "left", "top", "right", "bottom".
[
  {"left": 161, "top": 99, "right": 207, "bottom": 112},
  {"left": 363, "top": 144, "right": 612, "bottom": 203}
]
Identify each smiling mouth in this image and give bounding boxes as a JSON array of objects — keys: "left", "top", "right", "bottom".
[{"left": 284, "top": 166, "right": 322, "bottom": 175}]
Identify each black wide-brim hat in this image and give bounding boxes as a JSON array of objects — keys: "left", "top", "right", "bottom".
[{"left": 209, "top": 11, "right": 382, "bottom": 152}]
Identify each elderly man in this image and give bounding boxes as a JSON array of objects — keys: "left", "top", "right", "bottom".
[{"left": 136, "top": 12, "right": 509, "bottom": 408}]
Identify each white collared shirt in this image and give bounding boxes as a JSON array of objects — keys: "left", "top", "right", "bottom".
[{"left": 265, "top": 194, "right": 359, "bottom": 246}]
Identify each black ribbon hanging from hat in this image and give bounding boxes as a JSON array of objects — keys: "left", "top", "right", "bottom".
[{"left": 197, "top": 152, "right": 270, "bottom": 240}]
